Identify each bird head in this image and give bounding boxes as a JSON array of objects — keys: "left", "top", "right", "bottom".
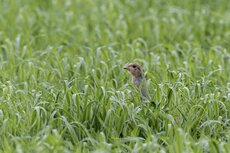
[{"left": 124, "top": 63, "right": 144, "bottom": 78}]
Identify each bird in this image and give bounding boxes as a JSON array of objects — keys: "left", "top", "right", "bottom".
[{"left": 124, "top": 63, "right": 150, "bottom": 101}]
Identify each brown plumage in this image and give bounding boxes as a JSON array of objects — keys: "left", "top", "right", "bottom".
[{"left": 124, "top": 63, "right": 150, "bottom": 101}]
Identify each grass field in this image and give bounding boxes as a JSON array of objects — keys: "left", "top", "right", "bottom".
[{"left": 0, "top": 0, "right": 230, "bottom": 152}]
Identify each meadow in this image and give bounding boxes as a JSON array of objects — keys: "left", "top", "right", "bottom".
[{"left": 0, "top": 0, "right": 230, "bottom": 152}]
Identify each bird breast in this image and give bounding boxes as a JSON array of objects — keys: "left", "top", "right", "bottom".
[{"left": 132, "top": 76, "right": 143, "bottom": 87}]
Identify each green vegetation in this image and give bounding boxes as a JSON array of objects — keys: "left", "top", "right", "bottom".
[{"left": 0, "top": 0, "right": 230, "bottom": 152}]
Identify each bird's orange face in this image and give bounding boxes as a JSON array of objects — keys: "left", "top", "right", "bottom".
[{"left": 124, "top": 63, "right": 143, "bottom": 78}]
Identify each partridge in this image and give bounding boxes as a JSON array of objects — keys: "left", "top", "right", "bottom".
[{"left": 124, "top": 63, "right": 150, "bottom": 101}]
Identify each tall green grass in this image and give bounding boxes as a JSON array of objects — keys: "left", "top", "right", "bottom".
[{"left": 0, "top": 0, "right": 229, "bottom": 152}]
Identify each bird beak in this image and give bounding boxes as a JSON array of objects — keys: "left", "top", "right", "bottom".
[{"left": 123, "top": 66, "right": 129, "bottom": 70}]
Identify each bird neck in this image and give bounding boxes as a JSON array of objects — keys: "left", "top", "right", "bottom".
[{"left": 132, "top": 75, "right": 143, "bottom": 87}]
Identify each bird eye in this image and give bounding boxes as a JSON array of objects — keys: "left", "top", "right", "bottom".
[{"left": 132, "top": 65, "right": 136, "bottom": 68}]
